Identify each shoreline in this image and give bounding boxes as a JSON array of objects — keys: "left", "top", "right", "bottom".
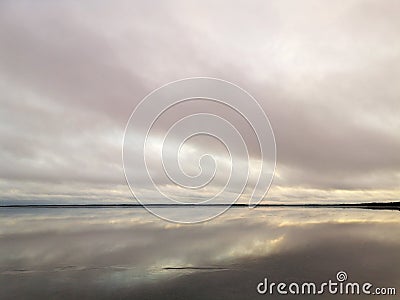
[{"left": 1, "top": 202, "right": 399, "bottom": 210}]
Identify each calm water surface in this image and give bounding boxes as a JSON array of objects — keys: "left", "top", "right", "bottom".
[{"left": 1, "top": 207, "right": 399, "bottom": 299}]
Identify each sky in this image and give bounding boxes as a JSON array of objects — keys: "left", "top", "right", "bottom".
[{"left": 0, "top": 0, "right": 399, "bottom": 204}]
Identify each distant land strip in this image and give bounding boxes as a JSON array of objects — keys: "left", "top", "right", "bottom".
[{"left": 0, "top": 202, "right": 399, "bottom": 210}]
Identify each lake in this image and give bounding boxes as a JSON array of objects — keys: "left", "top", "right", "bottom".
[{"left": 1, "top": 207, "right": 399, "bottom": 299}]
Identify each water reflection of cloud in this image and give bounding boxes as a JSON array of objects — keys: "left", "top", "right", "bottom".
[{"left": 1, "top": 208, "right": 399, "bottom": 299}]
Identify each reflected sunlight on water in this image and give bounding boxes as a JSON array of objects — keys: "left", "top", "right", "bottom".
[{"left": 1, "top": 207, "right": 399, "bottom": 299}]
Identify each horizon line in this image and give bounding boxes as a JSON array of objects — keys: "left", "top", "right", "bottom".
[{"left": 1, "top": 201, "right": 399, "bottom": 209}]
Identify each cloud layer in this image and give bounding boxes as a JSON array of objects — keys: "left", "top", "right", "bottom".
[{"left": 0, "top": 0, "right": 399, "bottom": 204}]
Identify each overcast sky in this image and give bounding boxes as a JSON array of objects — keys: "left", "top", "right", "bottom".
[{"left": 0, "top": 0, "right": 399, "bottom": 204}]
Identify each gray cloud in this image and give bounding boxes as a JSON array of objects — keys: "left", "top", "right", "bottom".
[{"left": 0, "top": 0, "right": 399, "bottom": 203}]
